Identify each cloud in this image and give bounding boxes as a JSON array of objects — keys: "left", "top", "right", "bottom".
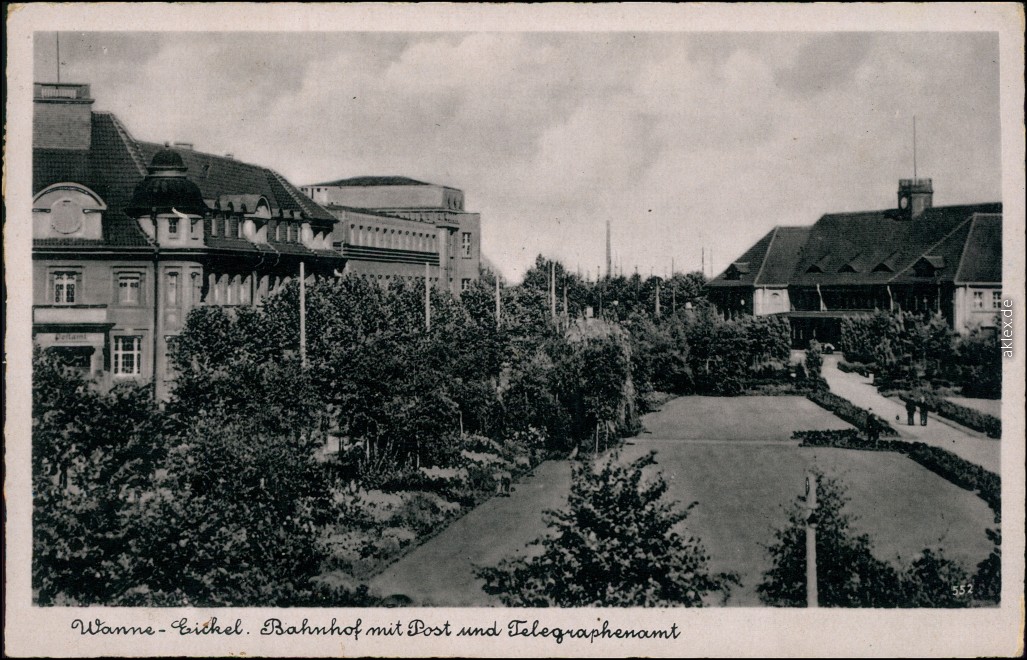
[{"left": 35, "top": 32, "right": 1001, "bottom": 281}]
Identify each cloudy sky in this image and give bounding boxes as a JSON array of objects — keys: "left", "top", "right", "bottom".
[{"left": 35, "top": 31, "right": 1001, "bottom": 282}]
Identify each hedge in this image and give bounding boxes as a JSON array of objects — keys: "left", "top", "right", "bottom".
[
  {"left": 805, "top": 389, "right": 898, "bottom": 437},
  {"left": 793, "top": 429, "right": 1000, "bottom": 522},
  {"left": 898, "top": 392, "right": 1001, "bottom": 439},
  {"left": 837, "top": 360, "right": 873, "bottom": 377}
]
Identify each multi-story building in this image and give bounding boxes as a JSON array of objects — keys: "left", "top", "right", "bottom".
[
  {"left": 32, "top": 82, "right": 344, "bottom": 398},
  {"left": 301, "top": 176, "right": 481, "bottom": 295},
  {"left": 707, "top": 178, "right": 1002, "bottom": 346}
]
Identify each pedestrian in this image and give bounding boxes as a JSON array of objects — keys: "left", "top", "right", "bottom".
[
  {"left": 918, "top": 397, "right": 929, "bottom": 426},
  {"left": 905, "top": 398, "right": 917, "bottom": 426},
  {"left": 865, "top": 407, "right": 876, "bottom": 443}
]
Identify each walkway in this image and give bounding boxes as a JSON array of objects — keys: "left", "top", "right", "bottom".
[{"left": 820, "top": 355, "right": 1001, "bottom": 474}]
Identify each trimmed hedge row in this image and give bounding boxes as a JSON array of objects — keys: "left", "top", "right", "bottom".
[
  {"left": 897, "top": 392, "right": 1001, "bottom": 439},
  {"left": 806, "top": 389, "right": 898, "bottom": 437},
  {"left": 793, "top": 429, "right": 1001, "bottom": 521},
  {"left": 837, "top": 360, "right": 873, "bottom": 377}
]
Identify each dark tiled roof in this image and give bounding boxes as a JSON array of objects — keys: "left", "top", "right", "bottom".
[
  {"left": 955, "top": 214, "right": 1002, "bottom": 283},
  {"left": 307, "top": 175, "right": 431, "bottom": 187},
  {"left": 35, "top": 109, "right": 337, "bottom": 250},
  {"left": 707, "top": 202, "right": 1001, "bottom": 291},
  {"left": 33, "top": 149, "right": 95, "bottom": 192},
  {"left": 755, "top": 227, "right": 811, "bottom": 285},
  {"left": 790, "top": 203, "right": 1001, "bottom": 286},
  {"left": 707, "top": 228, "right": 776, "bottom": 287},
  {"left": 136, "top": 143, "right": 336, "bottom": 223}
]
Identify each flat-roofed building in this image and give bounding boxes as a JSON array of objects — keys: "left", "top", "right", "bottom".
[{"left": 301, "top": 176, "right": 481, "bottom": 295}]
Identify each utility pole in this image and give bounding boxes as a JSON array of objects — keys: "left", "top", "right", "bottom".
[
  {"left": 655, "top": 280, "right": 661, "bottom": 317},
  {"left": 805, "top": 473, "right": 819, "bottom": 608},
  {"left": 299, "top": 261, "right": 307, "bottom": 367},
  {"left": 56, "top": 33, "right": 61, "bottom": 82},
  {"left": 550, "top": 260, "right": 556, "bottom": 321},
  {"left": 605, "top": 219, "right": 612, "bottom": 278},
  {"left": 425, "top": 262, "right": 431, "bottom": 331},
  {"left": 495, "top": 276, "right": 501, "bottom": 328}
]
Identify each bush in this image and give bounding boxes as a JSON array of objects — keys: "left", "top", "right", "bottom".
[
  {"left": 898, "top": 392, "right": 1000, "bottom": 439},
  {"left": 805, "top": 389, "right": 898, "bottom": 437},
  {"left": 837, "top": 360, "right": 872, "bottom": 377},
  {"left": 477, "top": 452, "right": 737, "bottom": 606}
]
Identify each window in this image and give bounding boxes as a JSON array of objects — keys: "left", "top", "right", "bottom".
[
  {"left": 167, "top": 272, "right": 179, "bottom": 306},
  {"left": 240, "top": 276, "right": 251, "bottom": 305},
  {"left": 461, "top": 232, "right": 472, "bottom": 258},
  {"left": 211, "top": 216, "right": 218, "bottom": 236},
  {"left": 168, "top": 217, "right": 179, "bottom": 237},
  {"left": 112, "top": 336, "right": 142, "bottom": 376},
  {"left": 237, "top": 219, "right": 244, "bottom": 239},
  {"left": 461, "top": 278, "right": 471, "bottom": 292},
  {"left": 992, "top": 291, "right": 1002, "bottom": 309},
  {"left": 118, "top": 273, "right": 141, "bottom": 305},
  {"left": 53, "top": 271, "right": 78, "bottom": 304},
  {"left": 226, "top": 276, "right": 236, "bottom": 305},
  {"left": 972, "top": 291, "right": 984, "bottom": 309},
  {"left": 191, "top": 272, "right": 203, "bottom": 305}
]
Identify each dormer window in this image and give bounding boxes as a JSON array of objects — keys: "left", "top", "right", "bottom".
[
  {"left": 912, "top": 255, "right": 945, "bottom": 277},
  {"left": 873, "top": 250, "right": 901, "bottom": 273},
  {"left": 724, "top": 262, "right": 750, "bottom": 280},
  {"left": 168, "top": 217, "right": 179, "bottom": 237},
  {"left": 805, "top": 255, "right": 831, "bottom": 274}
]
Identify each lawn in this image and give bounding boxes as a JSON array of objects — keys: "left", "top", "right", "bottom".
[{"left": 369, "top": 396, "right": 996, "bottom": 606}]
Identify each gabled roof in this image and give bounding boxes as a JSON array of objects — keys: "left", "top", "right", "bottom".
[
  {"left": 756, "top": 226, "right": 811, "bottom": 285},
  {"left": 708, "top": 226, "right": 810, "bottom": 288},
  {"left": 955, "top": 214, "right": 1002, "bottom": 283},
  {"left": 791, "top": 203, "right": 1001, "bottom": 286},
  {"left": 707, "top": 202, "right": 1001, "bottom": 291},
  {"left": 707, "top": 228, "right": 776, "bottom": 287},
  {"left": 307, "top": 175, "right": 431, "bottom": 187}
]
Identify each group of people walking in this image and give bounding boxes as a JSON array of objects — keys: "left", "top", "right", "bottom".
[
  {"left": 906, "top": 397, "right": 930, "bottom": 426},
  {"left": 864, "top": 397, "right": 928, "bottom": 444}
]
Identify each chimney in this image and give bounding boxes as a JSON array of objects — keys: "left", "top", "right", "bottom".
[
  {"left": 33, "top": 82, "right": 94, "bottom": 149},
  {"left": 897, "top": 178, "right": 933, "bottom": 219}
]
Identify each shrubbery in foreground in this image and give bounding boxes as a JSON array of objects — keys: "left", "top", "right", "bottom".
[
  {"left": 477, "top": 452, "right": 738, "bottom": 606},
  {"left": 759, "top": 473, "right": 998, "bottom": 607}
]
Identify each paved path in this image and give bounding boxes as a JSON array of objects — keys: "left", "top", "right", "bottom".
[
  {"left": 369, "top": 460, "right": 571, "bottom": 606},
  {"left": 820, "top": 355, "right": 1001, "bottom": 474}
]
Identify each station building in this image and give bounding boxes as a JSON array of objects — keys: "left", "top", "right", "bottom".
[{"left": 707, "top": 178, "right": 1002, "bottom": 346}]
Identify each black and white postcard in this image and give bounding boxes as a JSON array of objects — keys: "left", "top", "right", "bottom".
[{"left": 4, "top": 3, "right": 1024, "bottom": 657}]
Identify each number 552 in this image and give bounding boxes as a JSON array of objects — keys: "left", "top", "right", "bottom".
[{"left": 951, "top": 583, "right": 974, "bottom": 597}]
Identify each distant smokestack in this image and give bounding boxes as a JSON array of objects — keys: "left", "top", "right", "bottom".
[{"left": 605, "top": 219, "right": 612, "bottom": 279}]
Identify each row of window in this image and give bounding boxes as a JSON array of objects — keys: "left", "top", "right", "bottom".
[
  {"left": 347, "top": 225, "right": 474, "bottom": 258},
  {"left": 972, "top": 290, "right": 1002, "bottom": 310}
]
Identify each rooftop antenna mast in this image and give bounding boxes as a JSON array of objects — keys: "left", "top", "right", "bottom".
[{"left": 913, "top": 115, "right": 917, "bottom": 178}]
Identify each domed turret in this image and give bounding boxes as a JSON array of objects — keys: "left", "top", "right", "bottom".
[{"left": 125, "top": 147, "right": 208, "bottom": 218}]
